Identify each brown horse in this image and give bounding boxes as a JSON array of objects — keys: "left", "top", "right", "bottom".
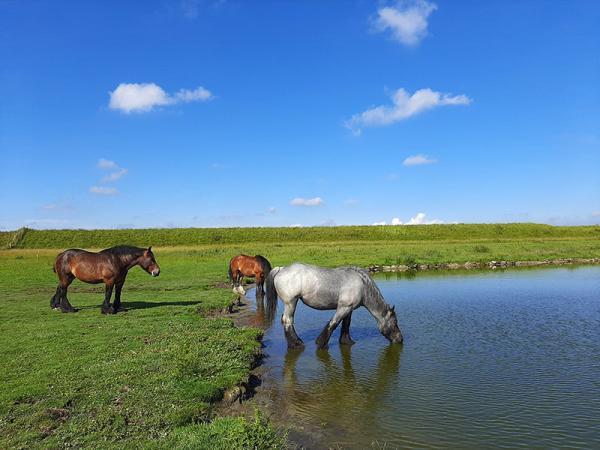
[
  {"left": 51, "top": 245, "right": 160, "bottom": 314},
  {"left": 228, "top": 254, "right": 272, "bottom": 296}
]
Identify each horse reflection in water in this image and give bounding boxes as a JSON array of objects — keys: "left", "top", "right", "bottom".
[
  {"left": 245, "top": 286, "right": 278, "bottom": 328},
  {"left": 276, "top": 345, "right": 402, "bottom": 446}
]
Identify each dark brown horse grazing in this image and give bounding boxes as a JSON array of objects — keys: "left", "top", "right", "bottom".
[
  {"left": 228, "top": 254, "right": 272, "bottom": 296},
  {"left": 51, "top": 245, "right": 160, "bottom": 314}
]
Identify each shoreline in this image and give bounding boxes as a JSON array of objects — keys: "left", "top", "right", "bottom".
[
  {"left": 368, "top": 257, "right": 600, "bottom": 273},
  {"left": 216, "top": 260, "right": 600, "bottom": 446}
]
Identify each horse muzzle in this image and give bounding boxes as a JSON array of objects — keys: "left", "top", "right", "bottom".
[{"left": 151, "top": 268, "right": 160, "bottom": 277}]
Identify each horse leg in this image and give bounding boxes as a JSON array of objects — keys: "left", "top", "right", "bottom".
[
  {"left": 316, "top": 306, "right": 352, "bottom": 350},
  {"left": 113, "top": 282, "right": 126, "bottom": 312},
  {"left": 282, "top": 297, "right": 303, "bottom": 349},
  {"left": 101, "top": 283, "right": 115, "bottom": 314},
  {"left": 256, "top": 273, "right": 264, "bottom": 296},
  {"left": 50, "top": 285, "right": 62, "bottom": 309},
  {"left": 339, "top": 312, "right": 355, "bottom": 345},
  {"left": 59, "top": 274, "right": 76, "bottom": 313}
]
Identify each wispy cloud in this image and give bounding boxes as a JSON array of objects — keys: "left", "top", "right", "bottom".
[
  {"left": 41, "top": 202, "right": 74, "bottom": 211},
  {"left": 290, "top": 197, "right": 324, "bottom": 207},
  {"left": 90, "top": 186, "right": 118, "bottom": 196},
  {"left": 109, "top": 83, "right": 213, "bottom": 113},
  {"left": 97, "top": 158, "right": 118, "bottom": 169},
  {"left": 344, "top": 198, "right": 360, "bottom": 205},
  {"left": 403, "top": 154, "right": 438, "bottom": 166},
  {"left": 101, "top": 167, "right": 128, "bottom": 182},
  {"left": 267, "top": 207, "right": 277, "bottom": 214},
  {"left": 97, "top": 158, "right": 128, "bottom": 183},
  {"left": 345, "top": 87, "right": 471, "bottom": 135},
  {"left": 374, "top": 0, "right": 437, "bottom": 47}
]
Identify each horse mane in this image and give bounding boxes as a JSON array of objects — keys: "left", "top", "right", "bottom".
[
  {"left": 101, "top": 245, "right": 146, "bottom": 257},
  {"left": 254, "top": 255, "right": 272, "bottom": 274},
  {"left": 344, "top": 266, "right": 390, "bottom": 311}
]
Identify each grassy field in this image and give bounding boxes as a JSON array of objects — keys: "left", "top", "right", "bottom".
[
  {"left": 1, "top": 224, "right": 599, "bottom": 448},
  {"left": 2, "top": 223, "right": 600, "bottom": 249}
]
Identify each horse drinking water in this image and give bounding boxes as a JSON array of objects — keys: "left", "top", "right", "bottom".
[
  {"left": 266, "top": 263, "right": 403, "bottom": 349},
  {"left": 228, "top": 254, "right": 272, "bottom": 296},
  {"left": 51, "top": 245, "right": 160, "bottom": 314}
]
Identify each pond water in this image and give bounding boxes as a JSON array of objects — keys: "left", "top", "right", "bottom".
[{"left": 246, "top": 266, "right": 600, "bottom": 449}]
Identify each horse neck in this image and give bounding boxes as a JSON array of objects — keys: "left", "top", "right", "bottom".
[
  {"left": 362, "top": 285, "right": 388, "bottom": 325},
  {"left": 120, "top": 253, "right": 142, "bottom": 270}
]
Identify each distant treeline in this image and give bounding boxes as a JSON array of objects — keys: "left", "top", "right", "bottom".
[{"left": 1, "top": 224, "right": 599, "bottom": 249}]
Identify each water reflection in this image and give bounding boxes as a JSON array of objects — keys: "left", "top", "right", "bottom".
[
  {"left": 250, "top": 290, "right": 277, "bottom": 328},
  {"left": 247, "top": 266, "right": 600, "bottom": 449},
  {"left": 276, "top": 344, "right": 402, "bottom": 447}
]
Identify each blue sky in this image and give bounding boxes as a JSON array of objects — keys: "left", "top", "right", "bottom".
[{"left": 1, "top": 0, "right": 599, "bottom": 230}]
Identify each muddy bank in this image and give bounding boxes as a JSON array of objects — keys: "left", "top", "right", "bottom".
[{"left": 368, "top": 257, "right": 600, "bottom": 273}]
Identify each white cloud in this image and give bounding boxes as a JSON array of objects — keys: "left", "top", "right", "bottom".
[
  {"left": 374, "top": 0, "right": 437, "bottom": 46},
  {"left": 345, "top": 87, "right": 471, "bottom": 134},
  {"left": 321, "top": 219, "right": 337, "bottom": 226},
  {"left": 108, "top": 82, "right": 213, "bottom": 113},
  {"left": 289, "top": 223, "right": 303, "bottom": 227},
  {"left": 96, "top": 158, "right": 127, "bottom": 184},
  {"left": 101, "top": 167, "right": 128, "bottom": 182},
  {"left": 406, "top": 212, "right": 443, "bottom": 224},
  {"left": 97, "top": 158, "right": 118, "bottom": 169},
  {"left": 290, "top": 197, "right": 324, "bottom": 207},
  {"left": 403, "top": 154, "right": 438, "bottom": 166},
  {"left": 174, "top": 86, "right": 212, "bottom": 102},
  {"left": 267, "top": 207, "right": 277, "bottom": 214},
  {"left": 90, "top": 186, "right": 118, "bottom": 196},
  {"left": 374, "top": 212, "right": 443, "bottom": 226}
]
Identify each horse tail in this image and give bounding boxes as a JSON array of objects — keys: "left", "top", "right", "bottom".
[
  {"left": 254, "top": 255, "right": 272, "bottom": 278},
  {"left": 266, "top": 266, "right": 281, "bottom": 303}
]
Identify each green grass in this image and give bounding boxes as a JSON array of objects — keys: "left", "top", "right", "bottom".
[
  {"left": 1, "top": 224, "right": 599, "bottom": 448},
  {"left": 0, "top": 249, "right": 282, "bottom": 449},
  {"left": 2, "top": 223, "right": 600, "bottom": 249}
]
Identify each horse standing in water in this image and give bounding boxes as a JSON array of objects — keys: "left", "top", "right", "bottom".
[
  {"left": 51, "top": 246, "right": 160, "bottom": 314},
  {"left": 266, "top": 263, "right": 403, "bottom": 349},
  {"left": 228, "top": 254, "right": 272, "bottom": 296}
]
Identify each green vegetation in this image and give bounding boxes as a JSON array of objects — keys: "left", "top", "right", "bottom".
[
  {"left": 2, "top": 223, "right": 600, "bottom": 249},
  {"left": 0, "top": 249, "right": 282, "bottom": 449},
  {"left": 1, "top": 224, "right": 598, "bottom": 448}
]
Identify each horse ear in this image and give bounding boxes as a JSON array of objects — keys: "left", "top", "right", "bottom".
[
  {"left": 391, "top": 305, "right": 395, "bottom": 313},
  {"left": 147, "top": 246, "right": 152, "bottom": 252}
]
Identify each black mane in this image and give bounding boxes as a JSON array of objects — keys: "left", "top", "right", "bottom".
[{"left": 101, "top": 245, "right": 146, "bottom": 256}]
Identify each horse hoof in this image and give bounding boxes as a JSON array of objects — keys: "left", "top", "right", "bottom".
[
  {"left": 102, "top": 307, "right": 116, "bottom": 315},
  {"left": 339, "top": 337, "right": 356, "bottom": 346}
]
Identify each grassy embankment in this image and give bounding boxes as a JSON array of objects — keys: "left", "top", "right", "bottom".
[{"left": 1, "top": 224, "right": 599, "bottom": 448}]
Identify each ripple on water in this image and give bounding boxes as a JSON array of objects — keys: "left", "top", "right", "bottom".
[{"left": 249, "top": 266, "right": 600, "bottom": 449}]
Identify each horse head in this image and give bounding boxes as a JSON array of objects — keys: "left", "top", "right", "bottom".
[
  {"left": 140, "top": 246, "right": 160, "bottom": 277},
  {"left": 379, "top": 305, "right": 403, "bottom": 344}
]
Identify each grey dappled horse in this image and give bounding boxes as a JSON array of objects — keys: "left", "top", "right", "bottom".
[{"left": 266, "top": 263, "right": 403, "bottom": 349}]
